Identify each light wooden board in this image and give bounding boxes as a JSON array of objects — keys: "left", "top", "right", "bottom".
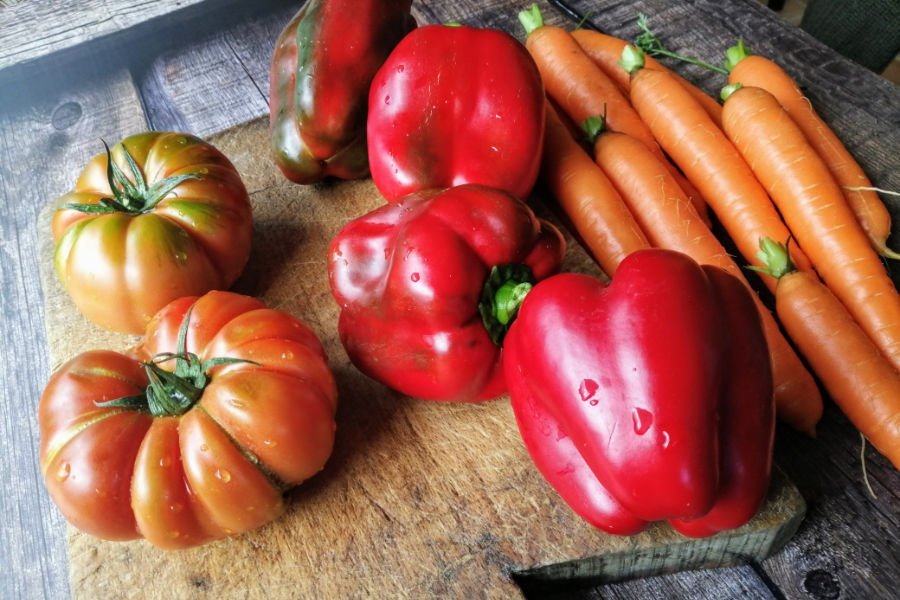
[{"left": 38, "top": 118, "right": 805, "bottom": 598}]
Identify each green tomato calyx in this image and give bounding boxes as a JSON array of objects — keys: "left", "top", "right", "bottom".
[
  {"left": 96, "top": 304, "right": 256, "bottom": 417},
  {"left": 63, "top": 140, "right": 201, "bottom": 215}
]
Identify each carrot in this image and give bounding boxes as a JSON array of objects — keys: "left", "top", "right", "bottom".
[
  {"left": 517, "top": 5, "right": 710, "bottom": 224},
  {"left": 756, "top": 238, "right": 900, "bottom": 469},
  {"left": 588, "top": 125, "right": 822, "bottom": 433},
  {"left": 571, "top": 28, "right": 724, "bottom": 127},
  {"left": 539, "top": 101, "right": 649, "bottom": 276},
  {"left": 619, "top": 45, "right": 813, "bottom": 293},
  {"left": 722, "top": 84, "right": 900, "bottom": 371},
  {"left": 726, "top": 40, "right": 899, "bottom": 259}
]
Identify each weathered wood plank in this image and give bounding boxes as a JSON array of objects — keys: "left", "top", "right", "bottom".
[
  {"left": 521, "top": 563, "right": 778, "bottom": 599},
  {"left": 131, "top": 2, "right": 293, "bottom": 135},
  {"left": 0, "top": 0, "right": 208, "bottom": 70},
  {"left": 135, "top": 32, "right": 269, "bottom": 136},
  {"left": 0, "top": 63, "right": 147, "bottom": 600}
]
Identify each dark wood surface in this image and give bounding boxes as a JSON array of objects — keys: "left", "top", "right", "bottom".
[{"left": 1, "top": 0, "right": 897, "bottom": 598}]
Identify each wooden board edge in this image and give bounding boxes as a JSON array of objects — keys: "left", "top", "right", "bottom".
[{"left": 512, "top": 467, "right": 806, "bottom": 587}]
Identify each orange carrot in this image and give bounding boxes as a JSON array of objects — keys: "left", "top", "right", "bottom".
[
  {"left": 518, "top": 5, "right": 709, "bottom": 224},
  {"left": 756, "top": 238, "right": 900, "bottom": 469},
  {"left": 540, "top": 101, "right": 649, "bottom": 276},
  {"left": 726, "top": 41, "right": 898, "bottom": 259},
  {"left": 722, "top": 84, "right": 900, "bottom": 370},
  {"left": 619, "top": 45, "right": 812, "bottom": 293},
  {"left": 571, "top": 28, "right": 724, "bottom": 127},
  {"left": 589, "top": 126, "right": 822, "bottom": 433}
]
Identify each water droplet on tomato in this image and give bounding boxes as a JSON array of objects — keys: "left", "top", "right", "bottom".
[
  {"left": 263, "top": 439, "right": 277, "bottom": 448},
  {"left": 200, "top": 444, "right": 209, "bottom": 452},
  {"left": 661, "top": 431, "right": 671, "bottom": 449},
  {"left": 578, "top": 379, "right": 599, "bottom": 402},
  {"left": 632, "top": 408, "right": 653, "bottom": 435},
  {"left": 176, "top": 137, "right": 187, "bottom": 145},
  {"left": 384, "top": 95, "right": 391, "bottom": 105},
  {"left": 215, "top": 468, "right": 232, "bottom": 483},
  {"left": 410, "top": 272, "right": 420, "bottom": 282},
  {"left": 230, "top": 398, "right": 246, "bottom": 409},
  {"left": 174, "top": 251, "right": 188, "bottom": 264},
  {"left": 589, "top": 399, "right": 599, "bottom": 406},
  {"left": 159, "top": 456, "right": 172, "bottom": 468},
  {"left": 169, "top": 502, "right": 184, "bottom": 513},
  {"left": 280, "top": 351, "right": 294, "bottom": 360},
  {"left": 55, "top": 462, "right": 71, "bottom": 482},
  {"left": 397, "top": 64, "right": 405, "bottom": 73}
]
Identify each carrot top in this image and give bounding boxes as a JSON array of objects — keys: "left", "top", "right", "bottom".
[
  {"left": 619, "top": 44, "right": 646, "bottom": 75},
  {"left": 581, "top": 106, "right": 609, "bottom": 143},
  {"left": 633, "top": 14, "right": 728, "bottom": 75},
  {"left": 518, "top": 3, "right": 544, "bottom": 36},
  {"left": 724, "top": 39, "right": 752, "bottom": 73},
  {"left": 752, "top": 237, "right": 796, "bottom": 280}
]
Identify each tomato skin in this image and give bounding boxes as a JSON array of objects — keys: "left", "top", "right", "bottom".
[
  {"left": 52, "top": 132, "right": 253, "bottom": 334},
  {"left": 39, "top": 291, "right": 337, "bottom": 549}
]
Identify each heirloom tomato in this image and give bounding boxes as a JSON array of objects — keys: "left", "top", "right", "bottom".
[
  {"left": 39, "top": 291, "right": 337, "bottom": 549},
  {"left": 52, "top": 133, "right": 253, "bottom": 334}
]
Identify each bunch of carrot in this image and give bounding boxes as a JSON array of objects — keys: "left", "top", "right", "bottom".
[{"left": 517, "top": 4, "right": 900, "bottom": 469}]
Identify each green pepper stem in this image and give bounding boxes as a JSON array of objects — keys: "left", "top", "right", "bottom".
[{"left": 479, "top": 264, "right": 536, "bottom": 345}]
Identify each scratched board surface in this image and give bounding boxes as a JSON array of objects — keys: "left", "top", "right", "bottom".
[{"left": 37, "top": 119, "right": 805, "bottom": 598}]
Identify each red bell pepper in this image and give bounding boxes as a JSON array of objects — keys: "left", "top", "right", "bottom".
[
  {"left": 504, "top": 249, "right": 775, "bottom": 536},
  {"left": 366, "top": 24, "right": 545, "bottom": 202},
  {"left": 328, "top": 184, "right": 564, "bottom": 402},
  {"left": 269, "top": 0, "right": 415, "bottom": 184}
]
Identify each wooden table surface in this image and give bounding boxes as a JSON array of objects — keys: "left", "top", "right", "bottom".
[{"left": 1, "top": 0, "right": 897, "bottom": 598}]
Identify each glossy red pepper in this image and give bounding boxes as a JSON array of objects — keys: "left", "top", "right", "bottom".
[
  {"left": 328, "top": 184, "right": 564, "bottom": 402},
  {"left": 504, "top": 250, "right": 775, "bottom": 536},
  {"left": 366, "top": 24, "right": 545, "bottom": 202},
  {"left": 269, "top": 0, "right": 414, "bottom": 183}
]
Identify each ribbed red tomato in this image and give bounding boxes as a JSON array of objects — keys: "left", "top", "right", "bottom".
[
  {"left": 39, "top": 291, "right": 337, "bottom": 549},
  {"left": 52, "top": 133, "right": 253, "bottom": 334}
]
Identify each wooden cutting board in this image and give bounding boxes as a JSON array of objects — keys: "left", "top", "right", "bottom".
[{"left": 38, "top": 118, "right": 806, "bottom": 598}]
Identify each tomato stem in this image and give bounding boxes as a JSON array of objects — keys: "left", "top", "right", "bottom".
[
  {"left": 62, "top": 140, "right": 202, "bottom": 215},
  {"left": 95, "top": 303, "right": 257, "bottom": 416},
  {"left": 479, "top": 264, "right": 535, "bottom": 345}
]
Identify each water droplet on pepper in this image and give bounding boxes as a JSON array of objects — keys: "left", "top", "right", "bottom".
[{"left": 632, "top": 408, "right": 653, "bottom": 435}]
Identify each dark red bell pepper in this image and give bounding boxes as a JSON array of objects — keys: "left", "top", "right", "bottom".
[
  {"left": 504, "top": 249, "right": 774, "bottom": 536},
  {"left": 269, "top": 0, "right": 415, "bottom": 183},
  {"left": 366, "top": 24, "right": 545, "bottom": 202},
  {"left": 328, "top": 184, "right": 564, "bottom": 402}
]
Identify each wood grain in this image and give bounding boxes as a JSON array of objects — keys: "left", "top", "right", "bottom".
[
  {"left": 0, "top": 0, "right": 209, "bottom": 70},
  {"left": 0, "top": 65, "right": 148, "bottom": 600},
  {"left": 3, "top": 0, "right": 899, "bottom": 598},
  {"left": 37, "top": 118, "right": 805, "bottom": 599}
]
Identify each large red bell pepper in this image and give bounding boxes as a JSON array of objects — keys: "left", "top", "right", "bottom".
[
  {"left": 366, "top": 24, "right": 545, "bottom": 202},
  {"left": 504, "top": 249, "right": 774, "bottom": 536},
  {"left": 328, "top": 184, "right": 564, "bottom": 402},
  {"left": 269, "top": 0, "right": 415, "bottom": 184}
]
